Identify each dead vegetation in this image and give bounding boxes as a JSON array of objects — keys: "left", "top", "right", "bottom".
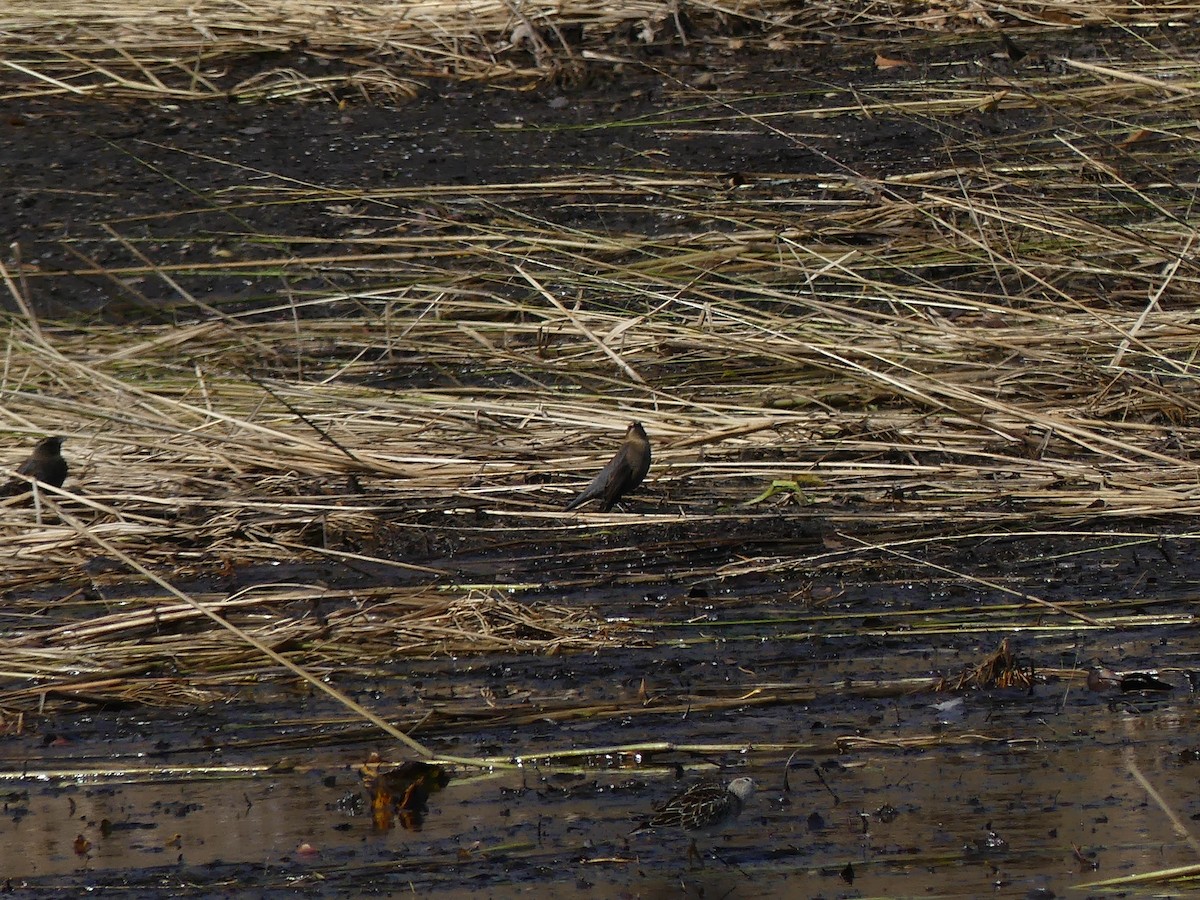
[
  {"left": 1, "top": 3, "right": 1199, "bottom": 759},
  {"left": 939, "top": 637, "right": 1037, "bottom": 691},
  {"left": 4, "top": 0, "right": 1200, "bottom": 99}
]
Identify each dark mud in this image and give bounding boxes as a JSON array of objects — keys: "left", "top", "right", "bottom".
[
  {"left": 3, "top": 19, "right": 1200, "bottom": 900},
  {"left": 2, "top": 528, "right": 1198, "bottom": 897},
  {"left": 0, "top": 25, "right": 1146, "bottom": 321}
]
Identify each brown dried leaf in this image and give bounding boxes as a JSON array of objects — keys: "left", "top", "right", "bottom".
[{"left": 875, "top": 52, "right": 913, "bottom": 70}]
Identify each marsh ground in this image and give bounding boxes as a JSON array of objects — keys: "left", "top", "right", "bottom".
[{"left": 1, "top": 5, "right": 1199, "bottom": 896}]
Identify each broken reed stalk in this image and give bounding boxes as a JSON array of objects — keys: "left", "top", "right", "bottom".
[
  {"left": 1075, "top": 863, "right": 1200, "bottom": 890},
  {"left": 46, "top": 495, "right": 509, "bottom": 770},
  {"left": 1125, "top": 757, "right": 1200, "bottom": 857},
  {"left": 839, "top": 534, "right": 1104, "bottom": 627}
]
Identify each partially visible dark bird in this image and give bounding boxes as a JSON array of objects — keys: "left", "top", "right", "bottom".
[
  {"left": 0, "top": 436, "right": 68, "bottom": 497},
  {"left": 1087, "top": 661, "right": 1173, "bottom": 694},
  {"left": 566, "top": 422, "right": 651, "bottom": 512}
]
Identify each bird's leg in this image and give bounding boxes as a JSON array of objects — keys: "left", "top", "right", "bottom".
[{"left": 687, "top": 838, "right": 704, "bottom": 868}]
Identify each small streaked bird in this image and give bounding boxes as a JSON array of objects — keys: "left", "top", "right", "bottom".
[
  {"left": 0, "top": 436, "right": 68, "bottom": 497},
  {"left": 634, "top": 776, "right": 756, "bottom": 865},
  {"left": 566, "top": 422, "right": 651, "bottom": 512}
]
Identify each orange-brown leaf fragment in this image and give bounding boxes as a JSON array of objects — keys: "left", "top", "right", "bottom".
[
  {"left": 875, "top": 52, "right": 913, "bottom": 70},
  {"left": 362, "top": 756, "right": 451, "bottom": 832},
  {"left": 1117, "top": 128, "right": 1153, "bottom": 149},
  {"left": 371, "top": 778, "right": 394, "bottom": 831}
]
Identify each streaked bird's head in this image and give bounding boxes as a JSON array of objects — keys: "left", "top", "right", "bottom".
[{"left": 727, "top": 777, "right": 756, "bottom": 802}]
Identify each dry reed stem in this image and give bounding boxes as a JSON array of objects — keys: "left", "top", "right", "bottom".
[{"left": 3, "top": 1, "right": 1200, "bottom": 100}]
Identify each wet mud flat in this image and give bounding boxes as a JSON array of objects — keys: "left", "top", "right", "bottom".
[{"left": 2, "top": 525, "right": 1198, "bottom": 898}]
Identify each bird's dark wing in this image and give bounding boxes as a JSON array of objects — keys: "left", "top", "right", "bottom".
[
  {"left": 0, "top": 453, "right": 38, "bottom": 497},
  {"left": 566, "top": 452, "right": 631, "bottom": 511},
  {"left": 597, "top": 455, "right": 635, "bottom": 511},
  {"left": 2, "top": 445, "right": 67, "bottom": 495}
]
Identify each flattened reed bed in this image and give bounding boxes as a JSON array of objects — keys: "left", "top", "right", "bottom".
[
  {"left": 2, "top": 4, "right": 1200, "bottom": 743},
  {"left": 0, "top": 587, "right": 625, "bottom": 711},
  {"left": 4, "top": 0, "right": 1200, "bottom": 102},
  {"left": 4, "top": 145, "right": 1200, "bottom": 710}
]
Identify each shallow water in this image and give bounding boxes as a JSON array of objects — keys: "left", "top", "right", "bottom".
[
  {"left": 2, "top": 522, "right": 1197, "bottom": 896},
  {"left": 2, "top": 628, "right": 1196, "bottom": 897}
]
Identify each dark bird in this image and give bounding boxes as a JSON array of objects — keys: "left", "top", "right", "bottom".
[
  {"left": 566, "top": 422, "right": 650, "bottom": 512},
  {"left": 633, "top": 777, "right": 756, "bottom": 866},
  {"left": 1087, "top": 661, "right": 1173, "bottom": 694},
  {"left": 1, "top": 436, "right": 68, "bottom": 497}
]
